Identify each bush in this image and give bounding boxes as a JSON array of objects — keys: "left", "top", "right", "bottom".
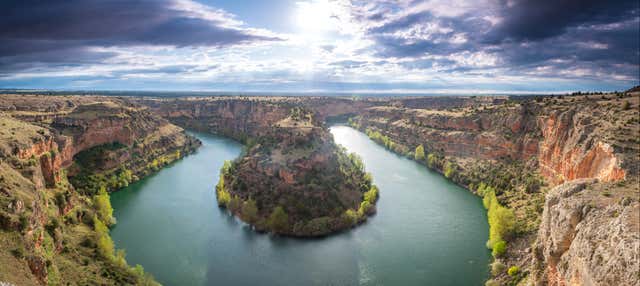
[
  {"left": 444, "top": 161, "right": 456, "bottom": 178},
  {"left": 11, "top": 247, "right": 25, "bottom": 259},
  {"left": 216, "top": 176, "right": 231, "bottom": 207},
  {"left": 267, "top": 206, "right": 289, "bottom": 233},
  {"left": 491, "top": 260, "right": 506, "bottom": 276},
  {"left": 341, "top": 209, "right": 358, "bottom": 226},
  {"left": 507, "top": 266, "right": 520, "bottom": 276},
  {"left": 485, "top": 279, "right": 500, "bottom": 286},
  {"left": 94, "top": 216, "right": 114, "bottom": 260},
  {"left": 228, "top": 196, "right": 242, "bottom": 213},
  {"left": 94, "top": 187, "right": 115, "bottom": 226},
  {"left": 358, "top": 200, "right": 372, "bottom": 216},
  {"left": 363, "top": 185, "right": 379, "bottom": 204},
  {"left": 481, "top": 185, "right": 515, "bottom": 249},
  {"left": 492, "top": 240, "right": 507, "bottom": 257},
  {"left": 241, "top": 199, "right": 259, "bottom": 224},
  {"left": 622, "top": 100, "right": 630, "bottom": 110},
  {"left": 414, "top": 144, "right": 425, "bottom": 161}
]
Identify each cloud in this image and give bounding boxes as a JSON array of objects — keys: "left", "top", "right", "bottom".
[
  {"left": 0, "top": 0, "right": 280, "bottom": 73},
  {"left": 486, "top": 0, "right": 640, "bottom": 42},
  {"left": 338, "top": 0, "right": 639, "bottom": 83}
]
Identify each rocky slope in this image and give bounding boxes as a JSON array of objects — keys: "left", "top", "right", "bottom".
[{"left": 0, "top": 95, "right": 198, "bottom": 285}]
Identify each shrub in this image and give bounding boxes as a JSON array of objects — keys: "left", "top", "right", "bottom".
[
  {"left": 11, "top": 247, "right": 25, "bottom": 259},
  {"left": 485, "top": 279, "right": 500, "bottom": 286},
  {"left": 94, "top": 216, "right": 114, "bottom": 260},
  {"left": 414, "top": 144, "right": 425, "bottom": 161},
  {"left": 481, "top": 186, "right": 515, "bottom": 249},
  {"left": 491, "top": 260, "right": 506, "bottom": 276},
  {"left": 241, "top": 199, "right": 258, "bottom": 224},
  {"left": 267, "top": 206, "right": 289, "bottom": 233},
  {"left": 342, "top": 209, "right": 358, "bottom": 226},
  {"left": 507, "top": 266, "right": 520, "bottom": 276},
  {"left": 94, "top": 187, "right": 115, "bottom": 226},
  {"left": 427, "top": 153, "right": 438, "bottom": 169},
  {"left": 622, "top": 100, "right": 630, "bottom": 110},
  {"left": 216, "top": 176, "right": 231, "bottom": 207},
  {"left": 358, "top": 200, "right": 372, "bottom": 216},
  {"left": 444, "top": 161, "right": 456, "bottom": 178},
  {"left": 363, "top": 185, "right": 379, "bottom": 204},
  {"left": 228, "top": 196, "right": 242, "bottom": 213},
  {"left": 492, "top": 240, "right": 507, "bottom": 257}
]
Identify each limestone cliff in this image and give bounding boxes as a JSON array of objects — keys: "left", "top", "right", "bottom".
[{"left": 532, "top": 179, "right": 639, "bottom": 286}]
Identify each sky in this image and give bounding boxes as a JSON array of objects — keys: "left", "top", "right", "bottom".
[{"left": 0, "top": 0, "right": 638, "bottom": 93}]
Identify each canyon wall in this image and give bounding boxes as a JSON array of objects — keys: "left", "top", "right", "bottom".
[{"left": 532, "top": 179, "right": 639, "bottom": 286}]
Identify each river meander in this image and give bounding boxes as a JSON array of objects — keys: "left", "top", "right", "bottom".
[{"left": 110, "top": 126, "right": 490, "bottom": 286}]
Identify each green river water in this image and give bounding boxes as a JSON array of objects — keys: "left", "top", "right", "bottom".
[{"left": 110, "top": 126, "right": 490, "bottom": 286}]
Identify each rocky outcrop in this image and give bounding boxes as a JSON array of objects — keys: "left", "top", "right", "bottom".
[
  {"left": 532, "top": 180, "right": 639, "bottom": 286},
  {"left": 538, "top": 110, "right": 626, "bottom": 185}
]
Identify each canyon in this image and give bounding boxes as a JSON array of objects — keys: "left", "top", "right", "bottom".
[{"left": 0, "top": 91, "right": 638, "bottom": 285}]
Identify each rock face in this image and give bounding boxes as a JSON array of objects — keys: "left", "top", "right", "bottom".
[
  {"left": 538, "top": 110, "right": 626, "bottom": 185},
  {"left": 532, "top": 180, "right": 639, "bottom": 286}
]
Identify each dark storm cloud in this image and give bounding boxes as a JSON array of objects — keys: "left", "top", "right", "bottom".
[
  {"left": 0, "top": 0, "right": 279, "bottom": 73},
  {"left": 486, "top": 0, "right": 640, "bottom": 43},
  {"left": 351, "top": 0, "right": 639, "bottom": 81}
]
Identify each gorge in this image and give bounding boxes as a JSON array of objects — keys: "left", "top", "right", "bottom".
[{"left": 0, "top": 91, "right": 638, "bottom": 286}]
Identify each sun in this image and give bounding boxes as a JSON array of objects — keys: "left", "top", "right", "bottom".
[{"left": 294, "top": 0, "right": 335, "bottom": 34}]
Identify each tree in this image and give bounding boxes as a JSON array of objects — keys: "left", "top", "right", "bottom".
[
  {"left": 342, "top": 209, "right": 358, "bottom": 226},
  {"left": 228, "top": 196, "right": 242, "bottom": 213},
  {"left": 242, "top": 199, "right": 258, "bottom": 224},
  {"left": 427, "top": 153, "right": 438, "bottom": 168},
  {"left": 268, "top": 206, "right": 289, "bottom": 233},
  {"left": 414, "top": 144, "right": 425, "bottom": 161},
  {"left": 491, "top": 260, "right": 506, "bottom": 276},
  {"left": 216, "top": 176, "right": 231, "bottom": 207},
  {"left": 507, "top": 266, "right": 520, "bottom": 276},
  {"left": 364, "top": 185, "right": 379, "bottom": 204},
  {"left": 93, "top": 216, "right": 114, "bottom": 260},
  {"left": 492, "top": 240, "right": 507, "bottom": 257},
  {"left": 444, "top": 161, "right": 456, "bottom": 178},
  {"left": 94, "top": 187, "right": 115, "bottom": 226}
]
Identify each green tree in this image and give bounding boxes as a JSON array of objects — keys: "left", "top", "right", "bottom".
[
  {"left": 358, "top": 200, "right": 372, "bottom": 216},
  {"left": 93, "top": 187, "right": 115, "bottom": 226},
  {"left": 364, "top": 185, "right": 379, "bottom": 204},
  {"left": 93, "top": 216, "right": 114, "bottom": 260},
  {"left": 342, "top": 209, "right": 358, "bottom": 226},
  {"left": 268, "top": 206, "right": 289, "bottom": 233},
  {"left": 242, "top": 198, "right": 259, "bottom": 224},
  {"left": 491, "top": 260, "right": 506, "bottom": 276},
  {"left": 228, "top": 196, "right": 242, "bottom": 213},
  {"left": 427, "top": 153, "right": 438, "bottom": 168},
  {"left": 216, "top": 176, "right": 231, "bottom": 207},
  {"left": 492, "top": 240, "right": 507, "bottom": 257},
  {"left": 414, "top": 144, "right": 425, "bottom": 161},
  {"left": 507, "top": 266, "right": 520, "bottom": 276},
  {"left": 444, "top": 161, "right": 456, "bottom": 178}
]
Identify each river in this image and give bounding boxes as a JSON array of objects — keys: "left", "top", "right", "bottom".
[{"left": 110, "top": 126, "right": 490, "bottom": 286}]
